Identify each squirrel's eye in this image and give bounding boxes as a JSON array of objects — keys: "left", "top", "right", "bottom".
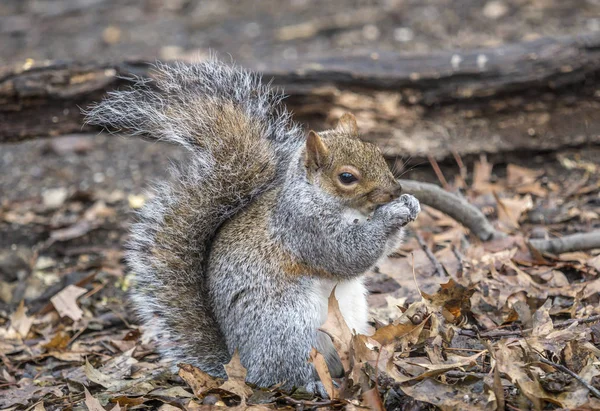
[{"left": 338, "top": 172, "right": 358, "bottom": 185}]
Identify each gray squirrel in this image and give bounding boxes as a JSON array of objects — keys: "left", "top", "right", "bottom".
[{"left": 85, "top": 60, "right": 420, "bottom": 395}]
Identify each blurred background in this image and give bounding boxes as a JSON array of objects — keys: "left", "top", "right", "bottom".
[{"left": 2, "top": 0, "right": 599, "bottom": 66}]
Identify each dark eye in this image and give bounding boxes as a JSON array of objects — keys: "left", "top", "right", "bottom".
[{"left": 339, "top": 172, "right": 358, "bottom": 185}]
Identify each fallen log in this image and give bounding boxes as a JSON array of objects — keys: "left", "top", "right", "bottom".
[{"left": 1, "top": 32, "right": 600, "bottom": 160}]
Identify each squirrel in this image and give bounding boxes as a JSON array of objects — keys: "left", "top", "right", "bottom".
[{"left": 85, "top": 60, "right": 420, "bottom": 395}]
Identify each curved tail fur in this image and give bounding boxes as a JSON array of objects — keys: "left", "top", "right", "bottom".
[{"left": 84, "top": 60, "right": 302, "bottom": 375}]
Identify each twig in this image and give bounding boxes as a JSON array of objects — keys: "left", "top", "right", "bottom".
[
  {"left": 414, "top": 231, "right": 445, "bottom": 277},
  {"left": 458, "top": 314, "right": 600, "bottom": 338},
  {"left": 399, "top": 179, "right": 503, "bottom": 241},
  {"left": 529, "top": 231, "right": 600, "bottom": 254},
  {"left": 452, "top": 150, "right": 468, "bottom": 183},
  {"left": 554, "top": 314, "right": 600, "bottom": 328},
  {"left": 427, "top": 155, "right": 450, "bottom": 191},
  {"left": 537, "top": 355, "right": 600, "bottom": 399},
  {"left": 278, "top": 396, "right": 341, "bottom": 408},
  {"left": 458, "top": 328, "right": 522, "bottom": 338},
  {"left": 451, "top": 244, "right": 465, "bottom": 278},
  {"left": 444, "top": 370, "right": 488, "bottom": 379}
]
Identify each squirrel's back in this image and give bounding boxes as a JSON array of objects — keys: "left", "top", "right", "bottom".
[{"left": 85, "top": 60, "right": 303, "bottom": 375}]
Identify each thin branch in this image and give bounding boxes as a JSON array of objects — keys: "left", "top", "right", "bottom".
[
  {"left": 554, "top": 314, "right": 600, "bottom": 328},
  {"left": 427, "top": 155, "right": 449, "bottom": 191},
  {"left": 278, "top": 396, "right": 341, "bottom": 408},
  {"left": 529, "top": 231, "right": 600, "bottom": 254},
  {"left": 399, "top": 179, "right": 503, "bottom": 241},
  {"left": 458, "top": 328, "right": 522, "bottom": 338},
  {"left": 458, "top": 314, "right": 600, "bottom": 338},
  {"left": 452, "top": 245, "right": 465, "bottom": 278},
  {"left": 414, "top": 231, "right": 446, "bottom": 277},
  {"left": 537, "top": 355, "right": 600, "bottom": 399}
]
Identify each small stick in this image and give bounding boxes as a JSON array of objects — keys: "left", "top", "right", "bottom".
[
  {"left": 452, "top": 149, "right": 468, "bottom": 182},
  {"left": 414, "top": 231, "right": 445, "bottom": 277},
  {"left": 458, "top": 314, "right": 600, "bottom": 338},
  {"left": 554, "top": 314, "right": 600, "bottom": 328},
  {"left": 427, "top": 154, "right": 450, "bottom": 191},
  {"left": 537, "top": 355, "right": 600, "bottom": 399},
  {"left": 279, "top": 396, "right": 341, "bottom": 408},
  {"left": 452, "top": 244, "right": 465, "bottom": 278}
]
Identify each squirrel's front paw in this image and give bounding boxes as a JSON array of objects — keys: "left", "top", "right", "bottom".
[
  {"left": 376, "top": 194, "right": 420, "bottom": 227},
  {"left": 398, "top": 194, "right": 420, "bottom": 224}
]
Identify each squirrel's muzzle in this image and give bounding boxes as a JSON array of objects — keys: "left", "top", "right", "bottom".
[{"left": 368, "top": 181, "right": 403, "bottom": 206}]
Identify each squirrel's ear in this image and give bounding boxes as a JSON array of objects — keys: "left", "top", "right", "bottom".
[
  {"left": 336, "top": 113, "right": 358, "bottom": 136},
  {"left": 305, "top": 130, "right": 330, "bottom": 170}
]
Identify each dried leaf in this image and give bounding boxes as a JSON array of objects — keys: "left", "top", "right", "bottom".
[
  {"left": 362, "top": 387, "right": 384, "bottom": 411},
  {"left": 507, "top": 164, "right": 543, "bottom": 186},
  {"left": 50, "top": 284, "right": 87, "bottom": 322},
  {"left": 85, "top": 358, "right": 117, "bottom": 389},
  {"left": 371, "top": 301, "right": 429, "bottom": 347},
  {"left": 10, "top": 301, "right": 34, "bottom": 338},
  {"left": 309, "top": 348, "right": 337, "bottom": 399},
  {"left": 319, "top": 289, "right": 353, "bottom": 371},
  {"left": 495, "top": 194, "right": 533, "bottom": 229},
  {"left": 392, "top": 351, "right": 486, "bottom": 383},
  {"left": 84, "top": 387, "right": 106, "bottom": 411},
  {"left": 220, "top": 350, "right": 252, "bottom": 399},
  {"left": 532, "top": 299, "right": 554, "bottom": 337},
  {"left": 43, "top": 331, "right": 71, "bottom": 350},
  {"left": 422, "top": 278, "right": 475, "bottom": 323},
  {"left": 400, "top": 378, "right": 495, "bottom": 410},
  {"left": 178, "top": 363, "right": 221, "bottom": 398}
]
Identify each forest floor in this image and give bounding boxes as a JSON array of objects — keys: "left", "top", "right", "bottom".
[
  {"left": 1, "top": 135, "right": 599, "bottom": 410},
  {"left": 2, "top": 0, "right": 600, "bottom": 410}
]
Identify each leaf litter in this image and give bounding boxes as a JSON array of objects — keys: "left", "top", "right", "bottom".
[{"left": 0, "top": 155, "right": 599, "bottom": 410}]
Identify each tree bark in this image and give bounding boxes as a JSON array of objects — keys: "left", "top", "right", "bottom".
[{"left": 2, "top": 33, "right": 600, "bottom": 159}]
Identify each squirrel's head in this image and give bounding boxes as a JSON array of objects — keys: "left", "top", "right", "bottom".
[{"left": 304, "top": 113, "right": 402, "bottom": 215}]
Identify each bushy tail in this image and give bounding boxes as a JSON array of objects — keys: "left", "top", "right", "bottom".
[{"left": 85, "top": 60, "right": 302, "bottom": 375}]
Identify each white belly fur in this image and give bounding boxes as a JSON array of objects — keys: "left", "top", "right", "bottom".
[{"left": 314, "top": 276, "right": 370, "bottom": 335}]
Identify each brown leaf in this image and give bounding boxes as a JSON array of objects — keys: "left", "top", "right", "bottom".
[
  {"left": 220, "top": 350, "right": 252, "bottom": 399},
  {"left": 10, "top": 300, "right": 34, "bottom": 338},
  {"left": 85, "top": 358, "right": 117, "bottom": 389},
  {"left": 371, "top": 301, "right": 429, "bottom": 347},
  {"left": 362, "top": 387, "right": 384, "bottom": 411},
  {"left": 400, "top": 378, "right": 495, "bottom": 410},
  {"left": 422, "top": 278, "right": 475, "bottom": 323},
  {"left": 392, "top": 351, "right": 486, "bottom": 383},
  {"left": 84, "top": 387, "right": 106, "bottom": 411},
  {"left": 472, "top": 155, "right": 494, "bottom": 193},
  {"left": 309, "top": 348, "right": 338, "bottom": 399},
  {"left": 178, "top": 363, "right": 221, "bottom": 398},
  {"left": 319, "top": 288, "right": 353, "bottom": 371},
  {"left": 43, "top": 331, "right": 71, "bottom": 350},
  {"left": 50, "top": 284, "right": 87, "bottom": 322},
  {"left": 507, "top": 164, "right": 543, "bottom": 186},
  {"left": 495, "top": 194, "right": 533, "bottom": 229},
  {"left": 532, "top": 299, "right": 554, "bottom": 337}
]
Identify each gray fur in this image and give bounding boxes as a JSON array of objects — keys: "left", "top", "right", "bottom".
[{"left": 84, "top": 59, "right": 420, "bottom": 393}]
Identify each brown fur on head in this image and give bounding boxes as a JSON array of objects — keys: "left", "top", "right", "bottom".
[{"left": 304, "top": 113, "right": 402, "bottom": 214}]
